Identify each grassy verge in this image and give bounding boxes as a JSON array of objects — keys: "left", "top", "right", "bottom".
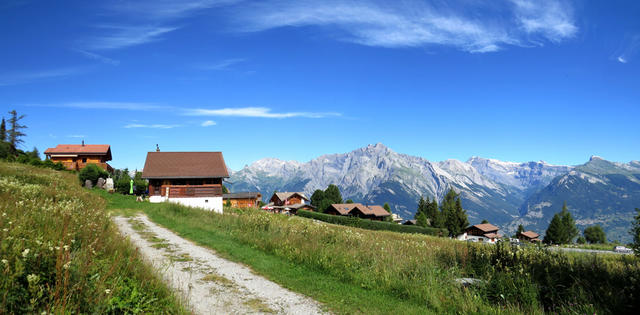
[
  {"left": 560, "top": 243, "right": 618, "bottom": 251},
  {"left": 95, "top": 190, "right": 639, "bottom": 314},
  {"left": 0, "top": 162, "right": 187, "bottom": 314}
]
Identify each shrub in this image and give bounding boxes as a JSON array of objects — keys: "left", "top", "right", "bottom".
[
  {"left": 78, "top": 163, "right": 109, "bottom": 186},
  {"left": 297, "top": 209, "right": 447, "bottom": 236}
]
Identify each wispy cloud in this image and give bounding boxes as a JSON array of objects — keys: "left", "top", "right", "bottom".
[
  {"left": 109, "top": 0, "right": 239, "bottom": 20},
  {"left": 230, "top": 0, "right": 577, "bottom": 53},
  {"left": 85, "top": 25, "right": 179, "bottom": 50},
  {"left": 185, "top": 107, "right": 341, "bottom": 119},
  {"left": 615, "top": 35, "right": 640, "bottom": 64},
  {"left": 0, "top": 67, "right": 88, "bottom": 86},
  {"left": 201, "top": 120, "right": 217, "bottom": 126},
  {"left": 33, "top": 101, "right": 170, "bottom": 111},
  {"left": 124, "top": 123, "right": 180, "bottom": 129},
  {"left": 74, "top": 49, "right": 120, "bottom": 65},
  {"left": 194, "top": 58, "right": 245, "bottom": 71},
  {"left": 67, "top": 135, "right": 86, "bottom": 138}
]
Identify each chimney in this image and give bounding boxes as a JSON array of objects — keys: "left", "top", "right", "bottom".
[
  {"left": 156, "top": 144, "right": 160, "bottom": 152},
  {"left": 82, "top": 140, "right": 85, "bottom": 146}
]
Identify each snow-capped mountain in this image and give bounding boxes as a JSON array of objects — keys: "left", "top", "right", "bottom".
[{"left": 228, "top": 143, "right": 570, "bottom": 225}]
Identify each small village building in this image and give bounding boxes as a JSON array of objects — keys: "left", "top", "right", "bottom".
[
  {"left": 142, "top": 151, "right": 229, "bottom": 213},
  {"left": 223, "top": 192, "right": 262, "bottom": 208},
  {"left": 263, "top": 192, "right": 315, "bottom": 214},
  {"left": 390, "top": 213, "right": 404, "bottom": 224},
  {"left": 44, "top": 142, "right": 113, "bottom": 172},
  {"left": 403, "top": 220, "right": 417, "bottom": 225},
  {"left": 517, "top": 231, "right": 541, "bottom": 242},
  {"left": 457, "top": 223, "right": 502, "bottom": 243},
  {"left": 325, "top": 203, "right": 391, "bottom": 221}
]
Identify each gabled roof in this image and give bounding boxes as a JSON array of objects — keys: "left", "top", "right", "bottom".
[
  {"left": 484, "top": 233, "right": 502, "bottom": 239},
  {"left": 328, "top": 203, "right": 390, "bottom": 217},
  {"left": 223, "top": 192, "right": 262, "bottom": 199},
  {"left": 367, "top": 205, "right": 391, "bottom": 217},
  {"left": 468, "top": 223, "right": 500, "bottom": 233},
  {"left": 44, "top": 144, "right": 112, "bottom": 160},
  {"left": 273, "top": 192, "right": 309, "bottom": 202},
  {"left": 142, "top": 152, "right": 229, "bottom": 179},
  {"left": 519, "top": 231, "right": 539, "bottom": 239},
  {"left": 403, "top": 220, "right": 417, "bottom": 225}
]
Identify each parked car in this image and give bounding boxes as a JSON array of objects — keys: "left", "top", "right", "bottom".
[{"left": 613, "top": 246, "right": 633, "bottom": 254}]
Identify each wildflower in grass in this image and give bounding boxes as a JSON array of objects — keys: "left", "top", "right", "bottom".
[
  {"left": 22, "top": 248, "right": 30, "bottom": 257},
  {"left": 27, "top": 274, "right": 40, "bottom": 284},
  {"left": 2, "top": 228, "right": 7, "bottom": 232},
  {"left": 105, "top": 289, "right": 111, "bottom": 294},
  {"left": 63, "top": 245, "right": 70, "bottom": 251},
  {"left": 1, "top": 259, "right": 7, "bottom": 265},
  {"left": 63, "top": 261, "right": 71, "bottom": 270},
  {"left": 2, "top": 212, "right": 6, "bottom": 216}
]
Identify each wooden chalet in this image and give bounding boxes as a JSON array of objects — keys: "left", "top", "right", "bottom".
[
  {"left": 457, "top": 223, "right": 502, "bottom": 243},
  {"left": 223, "top": 192, "right": 262, "bottom": 208},
  {"left": 263, "top": 192, "right": 315, "bottom": 214},
  {"left": 44, "top": 142, "right": 113, "bottom": 172},
  {"left": 517, "top": 231, "right": 541, "bottom": 242},
  {"left": 325, "top": 203, "right": 391, "bottom": 221},
  {"left": 142, "top": 151, "right": 229, "bottom": 213}
]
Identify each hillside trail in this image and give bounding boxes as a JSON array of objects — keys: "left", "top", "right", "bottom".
[{"left": 113, "top": 214, "right": 327, "bottom": 315}]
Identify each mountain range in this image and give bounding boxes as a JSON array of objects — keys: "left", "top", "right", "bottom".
[{"left": 228, "top": 144, "right": 639, "bottom": 242}]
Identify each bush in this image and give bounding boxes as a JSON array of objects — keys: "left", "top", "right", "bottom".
[
  {"left": 297, "top": 210, "right": 447, "bottom": 236},
  {"left": 78, "top": 163, "right": 109, "bottom": 186}
]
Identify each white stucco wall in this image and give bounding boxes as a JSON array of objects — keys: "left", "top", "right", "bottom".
[{"left": 149, "top": 195, "right": 223, "bottom": 213}]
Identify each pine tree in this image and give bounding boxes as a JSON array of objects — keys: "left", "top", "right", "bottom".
[
  {"left": 7, "top": 110, "right": 27, "bottom": 150},
  {"left": 440, "top": 188, "right": 468, "bottom": 237},
  {"left": 544, "top": 212, "right": 565, "bottom": 244},
  {"left": 324, "top": 184, "right": 343, "bottom": 204},
  {"left": 310, "top": 189, "right": 325, "bottom": 208},
  {"left": 383, "top": 202, "right": 391, "bottom": 213},
  {"left": 560, "top": 202, "right": 579, "bottom": 243},
  {"left": 414, "top": 197, "right": 428, "bottom": 227},
  {"left": 517, "top": 224, "right": 525, "bottom": 235},
  {"left": 0, "top": 117, "right": 6, "bottom": 142},
  {"left": 481, "top": 219, "right": 489, "bottom": 224}
]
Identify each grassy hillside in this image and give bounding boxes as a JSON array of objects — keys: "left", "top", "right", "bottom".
[
  {"left": 97, "top": 190, "right": 640, "bottom": 314},
  {"left": 0, "top": 162, "right": 187, "bottom": 314}
]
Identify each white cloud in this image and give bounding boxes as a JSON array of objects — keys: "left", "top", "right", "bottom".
[
  {"left": 230, "top": 0, "right": 577, "bottom": 53},
  {"left": 186, "top": 107, "right": 341, "bottom": 118},
  {"left": 0, "top": 67, "right": 88, "bottom": 86},
  {"left": 201, "top": 120, "right": 217, "bottom": 126},
  {"left": 124, "top": 123, "right": 180, "bottom": 129},
  {"left": 195, "top": 58, "right": 245, "bottom": 71},
  {"left": 66, "top": 135, "right": 86, "bottom": 138},
  {"left": 109, "top": 0, "right": 239, "bottom": 20},
  {"left": 618, "top": 56, "right": 627, "bottom": 64},
  {"left": 615, "top": 35, "right": 640, "bottom": 64},
  {"left": 74, "top": 49, "right": 120, "bottom": 65},
  {"left": 85, "top": 25, "right": 179, "bottom": 50}
]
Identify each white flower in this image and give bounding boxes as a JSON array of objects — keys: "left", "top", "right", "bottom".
[
  {"left": 105, "top": 289, "right": 111, "bottom": 294},
  {"left": 1, "top": 259, "right": 7, "bottom": 265},
  {"left": 63, "top": 245, "right": 70, "bottom": 251},
  {"left": 2, "top": 229, "right": 7, "bottom": 232},
  {"left": 2, "top": 212, "right": 6, "bottom": 216},
  {"left": 63, "top": 261, "right": 71, "bottom": 270},
  {"left": 8, "top": 221, "right": 12, "bottom": 225},
  {"left": 22, "top": 249, "right": 30, "bottom": 258}
]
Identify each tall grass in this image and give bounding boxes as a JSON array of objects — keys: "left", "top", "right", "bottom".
[{"left": 0, "top": 162, "right": 187, "bottom": 314}]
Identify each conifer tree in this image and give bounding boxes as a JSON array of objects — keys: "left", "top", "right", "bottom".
[
  {"left": 517, "top": 224, "right": 525, "bottom": 235},
  {"left": 415, "top": 197, "right": 429, "bottom": 227},
  {"left": 584, "top": 225, "right": 606, "bottom": 244},
  {"left": 324, "top": 184, "right": 343, "bottom": 204},
  {"left": 630, "top": 208, "right": 640, "bottom": 257},
  {"left": 544, "top": 212, "right": 565, "bottom": 244},
  {"left": 560, "top": 202, "right": 579, "bottom": 243},
  {"left": 440, "top": 189, "right": 468, "bottom": 237},
  {"left": 7, "top": 110, "right": 26, "bottom": 150},
  {"left": 481, "top": 219, "right": 489, "bottom": 224},
  {"left": 0, "top": 117, "right": 6, "bottom": 142},
  {"left": 310, "top": 189, "right": 325, "bottom": 208}
]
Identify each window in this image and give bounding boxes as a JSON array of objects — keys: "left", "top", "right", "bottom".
[{"left": 82, "top": 158, "right": 87, "bottom": 163}]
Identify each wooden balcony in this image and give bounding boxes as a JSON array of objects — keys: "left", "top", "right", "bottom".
[{"left": 153, "top": 184, "right": 223, "bottom": 198}]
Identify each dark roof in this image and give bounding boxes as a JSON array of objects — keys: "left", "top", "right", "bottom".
[
  {"left": 403, "top": 220, "right": 417, "bottom": 225},
  {"left": 142, "top": 152, "right": 229, "bottom": 179},
  {"left": 44, "top": 144, "right": 112, "bottom": 160},
  {"left": 468, "top": 223, "right": 499, "bottom": 233},
  {"left": 223, "top": 192, "right": 262, "bottom": 199}
]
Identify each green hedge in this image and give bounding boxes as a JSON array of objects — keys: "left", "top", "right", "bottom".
[{"left": 297, "top": 210, "right": 447, "bottom": 236}]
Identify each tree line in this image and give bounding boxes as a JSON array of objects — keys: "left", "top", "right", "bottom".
[{"left": 413, "top": 188, "right": 469, "bottom": 237}]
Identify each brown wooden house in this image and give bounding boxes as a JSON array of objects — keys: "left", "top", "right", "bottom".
[
  {"left": 325, "top": 203, "right": 391, "bottom": 221},
  {"left": 142, "top": 151, "right": 229, "bottom": 213},
  {"left": 457, "top": 223, "right": 502, "bottom": 243},
  {"left": 263, "top": 192, "right": 315, "bottom": 214},
  {"left": 44, "top": 143, "right": 113, "bottom": 172},
  {"left": 517, "top": 231, "right": 541, "bottom": 242},
  {"left": 223, "top": 192, "right": 262, "bottom": 208}
]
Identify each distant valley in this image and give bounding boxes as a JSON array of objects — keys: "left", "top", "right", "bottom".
[{"left": 228, "top": 144, "right": 640, "bottom": 242}]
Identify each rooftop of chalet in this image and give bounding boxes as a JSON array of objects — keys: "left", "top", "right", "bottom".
[
  {"left": 44, "top": 144, "right": 112, "bottom": 160},
  {"left": 142, "top": 151, "right": 229, "bottom": 179}
]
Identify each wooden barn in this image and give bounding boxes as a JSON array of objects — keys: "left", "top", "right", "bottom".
[
  {"left": 142, "top": 151, "right": 229, "bottom": 213},
  {"left": 325, "top": 203, "right": 391, "bottom": 221},
  {"left": 223, "top": 192, "right": 262, "bottom": 208},
  {"left": 44, "top": 142, "right": 113, "bottom": 172}
]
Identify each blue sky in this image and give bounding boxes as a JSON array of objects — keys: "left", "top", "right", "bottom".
[{"left": 0, "top": 0, "right": 638, "bottom": 171}]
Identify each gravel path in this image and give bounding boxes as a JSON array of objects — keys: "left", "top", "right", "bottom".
[{"left": 114, "top": 214, "right": 326, "bottom": 315}]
